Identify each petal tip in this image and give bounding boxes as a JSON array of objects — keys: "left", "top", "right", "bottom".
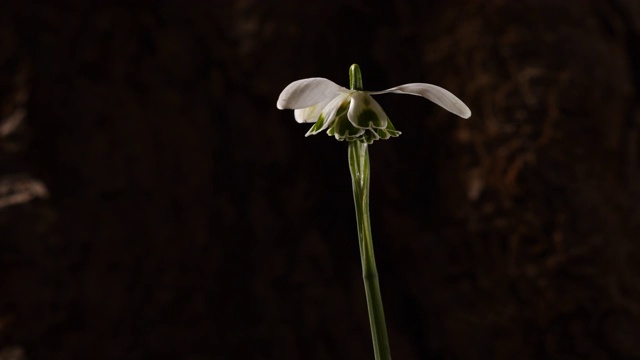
[{"left": 276, "top": 96, "right": 289, "bottom": 110}]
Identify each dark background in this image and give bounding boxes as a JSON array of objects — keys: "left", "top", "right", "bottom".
[{"left": 1, "top": 1, "right": 640, "bottom": 359}]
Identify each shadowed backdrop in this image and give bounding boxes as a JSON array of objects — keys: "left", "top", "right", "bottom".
[{"left": 1, "top": 1, "right": 639, "bottom": 359}]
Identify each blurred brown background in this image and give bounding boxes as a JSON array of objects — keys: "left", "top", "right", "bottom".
[{"left": 1, "top": 1, "right": 640, "bottom": 359}]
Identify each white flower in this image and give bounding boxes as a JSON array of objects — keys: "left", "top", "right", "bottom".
[{"left": 277, "top": 75, "right": 471, "bottom": 143}]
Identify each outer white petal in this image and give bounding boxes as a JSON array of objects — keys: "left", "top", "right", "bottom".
[
  {"left": 294, "top": 96, "right": 333, "bottom": 123},
  {"left": 370, "top": 83, "right": 471, "bottom": 119},
  {"left": 277, "top": 78, "right": 347, "bottom": 110},
  {"left": 347, "top": 92, "right": 388, "bottom": 129}
]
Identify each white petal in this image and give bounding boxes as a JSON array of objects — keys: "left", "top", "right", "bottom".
[
  {"left": 277, "top": 78, "right": 347, "bottom": 110},
  {"left": 347, "top": 92, "right": 388, "bottom": 129},
  {"left": 370, "top": 83, "right": 471, "bottom": 119},
  {"left": 294, "top": 97, "right": 333, "bottom": 123}
]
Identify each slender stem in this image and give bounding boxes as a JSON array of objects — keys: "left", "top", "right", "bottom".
[{"left": 348, "top": 141, "right": 392, "bottom": 360}]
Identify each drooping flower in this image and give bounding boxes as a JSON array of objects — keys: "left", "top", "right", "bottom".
[{"left": 277, "top": 65, "right": 471, "bottom": 144}]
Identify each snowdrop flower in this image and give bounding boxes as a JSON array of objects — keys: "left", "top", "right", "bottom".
[{"left": 277, "top": 64, "right": 471, "bottom": 144}]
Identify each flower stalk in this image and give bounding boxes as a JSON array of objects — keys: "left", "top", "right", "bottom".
[{"left": 349, "top": 140, "right": 392, "bottom": 360}]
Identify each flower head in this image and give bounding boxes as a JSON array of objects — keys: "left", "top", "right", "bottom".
[{"left": 277, "top": 64, "right": 471, "bottom": 144}]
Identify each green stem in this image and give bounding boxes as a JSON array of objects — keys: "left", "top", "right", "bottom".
[{"left": 348, "top": 141, "right": 392, "bottom": 360}]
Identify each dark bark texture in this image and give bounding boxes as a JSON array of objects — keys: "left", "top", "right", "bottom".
[{"left": 1, "top": 1, "right": 640, "bottom": 359}]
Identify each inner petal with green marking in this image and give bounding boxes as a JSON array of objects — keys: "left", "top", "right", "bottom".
[{"left": 348, "top": 92, "right": 388, "bottom": 129}]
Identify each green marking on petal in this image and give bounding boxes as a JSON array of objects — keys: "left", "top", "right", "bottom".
[
  {"left": 305, "top": 113, "right": 326, "bottom": 136},
  {"left": 329, "top": 112, "right": 401, "bottom": 143},
  {"left": 331, "top": 115, "right": 365, "bottom": 140},
  {"left": 355, "top": 109, "right": 385, "bottom": 129}
]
